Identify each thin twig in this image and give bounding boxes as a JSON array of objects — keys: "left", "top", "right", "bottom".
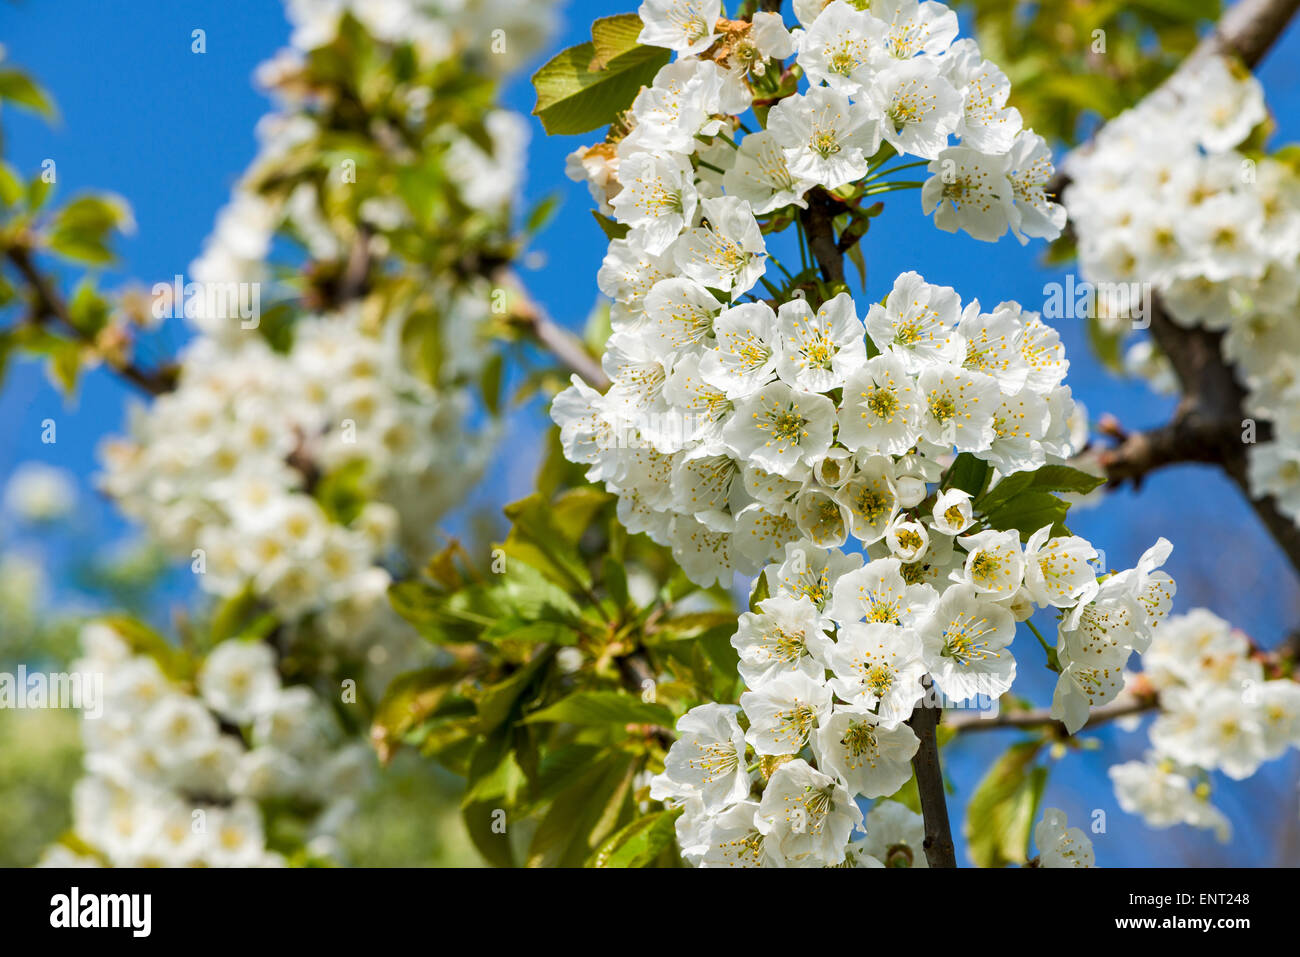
[
  {"left": 5, "top": 244, "right": 177, "bottom": 395},
  {"left": 945, "top": 694, "right": 1157, "bottom": 735}
]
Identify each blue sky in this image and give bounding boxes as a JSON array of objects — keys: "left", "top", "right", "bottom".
[{"left": 2, "top": 0, "right": 1298, "bottom": 865}]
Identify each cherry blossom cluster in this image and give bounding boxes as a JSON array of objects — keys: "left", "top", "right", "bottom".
[
  {"left": 54, "top": 0, "right": 555, "bottom": 867},
  {"left": 555, "top": 263, "right": 1094, "bottom": 586},
  {"left": 100, "top": 311, "right": 487, "bottom": 653},
  {"left": 551, "top": 0, "right": 1176, "bottom": 868},
  {"left": 41, "top": 623, "right": 372, "bottom": 867},
  {"left": 1062, "top": 54, "right": 1300, "bottom": 520},
  {"left": 567, "top": 0, "right": 1066, "bottom": 249},
  {"left": 1110, "top": 608, "right": 1300, "bottom": 842},
  {"left": 283, "top": 0, "right": 556, "bottom": 74},
  {"left": 647, "top": 525, "right": 1167, "bottom": 866}
]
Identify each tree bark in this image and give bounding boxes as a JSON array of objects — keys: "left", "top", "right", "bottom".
[{"left": 907, "top": 682, "right": 957, "bottom": 868}]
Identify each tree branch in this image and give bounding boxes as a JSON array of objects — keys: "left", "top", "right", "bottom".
[
  {"left": 1096, "top": 295, "right": 1300, "bottom": 575},
  {"left": 945, "top": 693, "right": 1157, "bottom": 735},
  {"left": 5, "top": 245, "right": 177, "bottom": 396},
  {"left": 907, "top": 680, "right": 957, "bottom": 868},
  {"left": 798, "top": 187, "right": 845, "bottom": 289},
  {"left": 500, "top": 270, "right": 610, "bottom": 390}
]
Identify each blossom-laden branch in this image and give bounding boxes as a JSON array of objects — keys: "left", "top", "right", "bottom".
[
  {"left": 1048, "top": 0, "right": 1300, "bottom": 201},
  {"left": 1073, "top": 0, "right": 1300, "bottom": 575},
  {"left": 4, "top": 244, "right": 178, "bottom": 396}
]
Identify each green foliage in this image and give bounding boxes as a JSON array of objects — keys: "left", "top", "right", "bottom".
[
  {"left": 974, "top": 465, "right": 1103, "bottom": 541},
  {"left": 531, "top": 14, "right": 671, "bottom": 135},
  {"left": 964, "top": 0, "right": 1221, "bottom": 146},
  {"left": 381, "top": 433, "right": 739, "bottom": 866},
  {"left": 964, "top": 740, "right": 1048, "bottom": 868},
  {"left": 0, "top": 710, "right": 81, "bottom": 866}
]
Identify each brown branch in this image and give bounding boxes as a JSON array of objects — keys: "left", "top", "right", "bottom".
[
  {"left": 907, "top": 680, "right": 957, "bottom": 868},
  {"left": 501, "top": 270, "right": 610, "bottom": 390},
  {"left": 1097, "top": 295, "right": 1300, "bottom": 575},
  {"left": 945, "top": 693, "right": 1158, "bottom": 735},
  {"left": 799, "top": 187, "right": 845, "bottom": 289},
  {"left": 1199, "top": 0, "right": 1300, "bottom": 65},
  {"left": 5, "top": 245, "right": 177, "bottom": 396}
]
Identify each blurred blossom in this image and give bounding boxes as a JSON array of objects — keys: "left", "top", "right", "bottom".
[{"left": 4, "top": 463, "right": 77, "bottom": 522}]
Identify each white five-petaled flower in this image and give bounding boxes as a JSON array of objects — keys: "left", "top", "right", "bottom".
[
  {"left": 637, "top": 0, "right": 722, "bottom": 55},
  {"left": 813, "top": 707, "right": 919, "bottom": 798},
  {"left": 741, "top": 670, "right": 833, "bottom": 755},
  {"left": 774, "top": 292, "right": 868, "bottom": 393},
  {"left": 954, "top": 528, "right": 1025, "bottom": 598},
  {"left": 1033, "top": 807, "right": 1095, "bottom": 867},
  {"left": 722, "top": 129, "right": 816, "bottom": 213},
  {"left": 723, "top": 380, "right": 837, "bottom": 476},
  {"left": 755, "top": 758, "right": 863, "bottom": 866},
  {"left": 651, "top": 703, "right": 752, "bottom": 813},
  {"left": 701, "top": 300, "right": 781, "bottom": 398},
  {"left": 829, "top": 556, "right": 938, "bottom": 627},
  {"left": 1006, "top": 130, "right": 1067, "bottom": 244},
  {"left": 919, "top": 582, "right": 1017, "bottom": 702},
  {"left": 609, "top": 151, "right": 698, "bottom": 255},
  {"left": 1022, "top": 524, "right": 1099, "bottom": 608},
  {"left": 923, "top": 145, "right": 1014, "bottom": 242},
  {"left": 732, "top": 593, "right": 833, "bottom": 685},
  {"left": 795, "top": 0, "right": 883, "bottom": 95},
  {"left": 673, "top": 196, "right": 768, "bottom": 295},
  {"left": 837, "top": 351, "right": 924, "bottom": 455},
  {"left": 825, "top": 621, "right": 928, "bottom": 725},
  {"left": 864, "top": 271, "right": 963, "bottom": 369},
  {"left": 869, "top": 57, "right": 963, "bottom": 160},
  {"left": 767, "top": 86, "right": 882, "bottom": 190}
]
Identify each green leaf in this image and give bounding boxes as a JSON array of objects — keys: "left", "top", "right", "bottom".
[
  {"left": 523, "top": 690, "right": 674, "bottom": 728},
  {"left": 531, "top": 15, "right": 670, "bottom": 135},
  {"left": 944, "top": 452, "right": 992, "bottom": 497},
  {"left": 475, "top": 650, "right": 554, "bottom": 736},
  {"left": 47, "top": 194, "right": 133, "bottom": 265},
  {"left": 964, "top": 740, "right": 1047, "bottom": 868},
  {"left": 502, "top": 493, "right": 593, "bottom": 592},
  {"left": 592, "top": 210, "right": 630, "bottom": 240},
  {"left": 462, "top": 731, "right": 519, "bottom": 867},
  {"left": 313, "top": 459, "right": 371, "bottom": 525},
  {"left": 982, "top": 490, "right": 1071, "bottom": 542},
  {"left": 0, "top": 162, "right": 22, "bottom": 206},
  {"left": 66, "top": 279, "right": 111, "bottom": 337},
  {"left": 0, "top": 68, "right": 56, "bottom": 117},
  {"left": 481, "top": 618, "right": 579, "bottom": 646},
  {"left": 480, "top": 352, "right": 505, "bottom": 416},
  {"left": 592, "top": 807, "right": 683, "bottom": 867},
  {"left": 525, "top": 193, "right": 561, "bottom": 235},
  {"left": 370, "top": 666, "right": 461, "bottom": 763},
  {"left": 526, "top": 751, "right": 637, "bottom": 867},
  {"left": 100, "top": 615, "right": 189, "bottom": 681},
  {"left": 975, "top": 464, "right": 1103, "bottom": 517}
]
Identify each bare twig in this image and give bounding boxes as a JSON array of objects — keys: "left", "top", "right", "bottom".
[
  {"left": 501, "top": 270, "right": 609, "bottom": 390},
  {"left": 945, "top": 693, "right": 1157, "bottom": 735},
  {"left": 5, "top": 245, "right": 177, "bottom": 395}
]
